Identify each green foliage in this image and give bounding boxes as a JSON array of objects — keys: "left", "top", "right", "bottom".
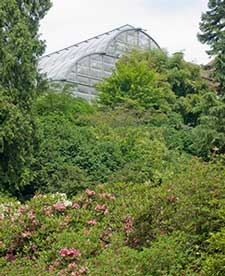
[
  {"left": 97, "top": 50, "right": 176, "bottom": 111},
  {"left": 97, "top": 49, "right": 225, "bottom": 159},
  {"left": 202, "top": 229, "right": 225, "bottom": 276},
  {"left": 97, "top": 50, "right": 209, "bottom": 126},
  {"left": 0, "top": 7, "right": 225, "bottom": 273},
  {"left": 0, "top": 0, "right": 52, "bottom": 196},
  {"left": 34, "top": 87, "right": 96, "bottom": 117},
  {"left": 0, "top": 157, "right": 224, "bottom": 275},
  {"left": 0, "top": 90, "right": 36, "bottom": 194},
  {"left": 189, "top": 92, "right": 225, "bottom": 159},
  {"left": 198, "top": 0, "right": 225, "bottom": 94},
  {"left": 32, "top": 94, "right": 178, "bottom": 196}
]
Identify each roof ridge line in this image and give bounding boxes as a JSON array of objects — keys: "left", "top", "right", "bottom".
[{"left": 41, "top": 24, "right": 135, "bottom": 58}]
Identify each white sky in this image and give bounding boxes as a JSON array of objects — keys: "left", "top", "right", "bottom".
[{"left": 40, "top": 0, "right": 211, "bottom": 64}]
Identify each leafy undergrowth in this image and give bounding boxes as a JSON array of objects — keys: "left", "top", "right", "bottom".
[{"left": 0, "top": 158, "right": 224, "bottom": 275}]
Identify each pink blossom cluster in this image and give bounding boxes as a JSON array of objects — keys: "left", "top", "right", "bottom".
[
  {"left": 27, "top": 209, "right": 39, "bottom": 231},
  {"left": 58, "top": 266, "right": 88, "bottom": 275},
  {"left": 59, "top": 215, "right": 72, "bottom": 228},
  {"left": 87, "top": 219, "right": 97, "bottom": 225},
  {"left": 18, "top": 206, "right": 27, "bottom": 213},
  {"left": 71, "top": 266, "right": 88, "bottom": 275},
  {"left": 95, "top": 204, "right": 107, "bottom": 211},
  {"left": 85, "top": 189, "right": 96, "bottom": 197},
  {"left": 124, "top": 216, "right": 133, "bottom": 234},
  {"left": 83, "top": 229, "right": 91, "bottom": 235},
  {"left": 49, "top": 261, "right": 61, "bottom": 271},
  {"left": 5, "top": 253, "right": 16, "bottom": 262},
  {"left": 95, "top": 204, "right": 109, "bottom": 214},
  {"left": 43, "top": 206, "right": 53, "bottom": 217},
  {"left": 53, "top": 202, "right": 66, "bottom": 212},
  {"left": 68, "top": 262, "right": 77, "bottom": 269},
  {"left": 59, "top": 248, "right": 81, "bottom": 259},
  {"left": 99, "top": 192, "right": 115, "bottom": 201},
  {"left": 21, "top": 231, "right": 32, "bottom": 238},
  {"left": 28, "top": 209, "right": 35, "bottom": 220},
  {"left": 72, "top": 203, "right": 81, "bottom": 209}
]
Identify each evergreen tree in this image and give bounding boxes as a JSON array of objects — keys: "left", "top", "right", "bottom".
[
  {"left": 0, "top": 0, "right": 52, "bottom": 196},
  {"left": 198, "top": 0, "right": 225, "bottom": 94}
]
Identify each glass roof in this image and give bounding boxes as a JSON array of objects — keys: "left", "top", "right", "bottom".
[{"left": 38, "top": 24, "right": 159, "bottom": 81}]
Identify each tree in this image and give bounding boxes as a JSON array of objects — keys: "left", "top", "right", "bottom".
[
  {"left": 0, "top": 0, "right": 52, "bottom": 196},
  {"left": 97, "top": 50, "right": 176, "bottom": 112},
  {"left": 198, "top": 0, "right": 225, "bottom": 94},
  {"left": 97, "top": 50, "right": 209, "bottom": 126}
]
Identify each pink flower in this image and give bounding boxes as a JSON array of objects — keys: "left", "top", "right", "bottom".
[
  {"left": 59, "top": 248, "right": 69, "bottom": 257},
  {"left": 48, "top": 265, "right": 54, "bottom": 271},
  {"left": 11, "top": 217, "right": 16, "bottom": 223},
  {"left": 21, "top": 231, "right": 32, "bottom": 238},
  {"left": 31, "top": 219, "right": 39, "bottom": 228},
  {"left": 53, "top": 203, "right": 66, "bottom": 212},
  {"left": 59, "top": 248, "right": 81, "bottom": 258},
  {"left": 68, "top": 262, "right": 77, "bottom": 269},
  {"left": 84, "top": 229, "right": 91, "bottom": 235},
  {"left": 99, "top": 193, "right": 115, "bottom": 201},
  {"left": 85, "top": 189, "right": 96, "bottom": 197},
  {"left": 124, "top": 216, "right": 133, "bottom": 233},
  {"left": 18, "top": 206, "right": 27, "bottom": 213},
  {"left": 44, "top": 206, "right": 53, "bottom": 217},
  {"left": 104, "top": 209, "right": 109, "bottom": 215},
  {"left": 79, "top": 267, "right": 88, "bottom": 274},
  {"left": 59, "top": 221, "right": 68, "bottom": 228},
  {"left": 28, "top": 209, "right": 35, "bottom": 220},
  {"left": 95, "top": 204, "right": 107, "bottom": 211},
  {"left": 71, "top": 267, "right": 88, "bottom": 275},
  {"left": 82, "top": 203, "right": 88, "bottom": 209},
  {"left": 5, "top": 253, "right": 16, "bottom": 262},
  {"left": 53, "top": 261, "right": 61, "bottom": 267},
  {"left": 72, "top": 203, "right": 80, "bottom": 209},
  {"left": 58, "top": 269, "right": 66, "bottom": 275},
  {"left": 87, "top": 219, "right": 97, "bottom": 225},
  {"left": 31, "top": 243, "right": 37, "bottom": 252}
]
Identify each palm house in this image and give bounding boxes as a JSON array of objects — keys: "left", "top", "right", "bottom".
[{"left": 38, "top": 24, "right": 160, "bottom": 101}]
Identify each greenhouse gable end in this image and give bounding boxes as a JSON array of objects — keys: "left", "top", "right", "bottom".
[{"left": 38, "top": 24, "right": 160, "bottom": 101}]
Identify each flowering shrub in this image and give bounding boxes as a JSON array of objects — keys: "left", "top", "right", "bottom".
[{"left": 0, "top": 158, "right": 224, "bottom": 275}]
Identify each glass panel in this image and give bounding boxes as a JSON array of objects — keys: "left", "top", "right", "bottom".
[{"left": 77, "top": 75, "right": 89, "bottom": 85}]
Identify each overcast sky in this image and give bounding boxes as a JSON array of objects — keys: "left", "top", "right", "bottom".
[{"left": 40, "top": 0, "right": 210, "bottom": 64}]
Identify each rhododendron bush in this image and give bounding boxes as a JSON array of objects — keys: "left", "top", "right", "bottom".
[{"left": 0, "top": 158, "right": 224, "bottom": 275}]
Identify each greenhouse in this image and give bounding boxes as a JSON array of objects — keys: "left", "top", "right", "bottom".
[{"left": 38, "top": 24, "right": 160, "bottom": 101}]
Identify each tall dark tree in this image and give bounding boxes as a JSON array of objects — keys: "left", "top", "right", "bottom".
[
  {"left": 198, "top": 0, "right": 225, "bottom": 95},
  {"left": 0, "top": 0, "right": 52, "bottom": 195}
]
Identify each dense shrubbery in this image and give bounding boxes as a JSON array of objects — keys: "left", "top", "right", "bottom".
[
  {"left": 1, "top": 0, "right": 224, "bottom": 274},
  {"left": 17, "top": 50, "right": 222, "bottom": 200},
  {"left": 1, "top": 48, "right": 224, "bottom": 275},
  {"left": 31, "top": 90, "right": 179, "bottom": 197},
  {"left": 2, "top": 48, "right": 225, "bottom": 198},
  {"left": 0, "top": 158, "right": 224, "bottom": 275}
]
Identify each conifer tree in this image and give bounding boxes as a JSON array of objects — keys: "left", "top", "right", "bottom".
[
  {"left": 0, "top": 0, "right": 52, "bottom": 195},
  {"left": 198, "top": 0, "right": 225, "bottom": 94}
]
